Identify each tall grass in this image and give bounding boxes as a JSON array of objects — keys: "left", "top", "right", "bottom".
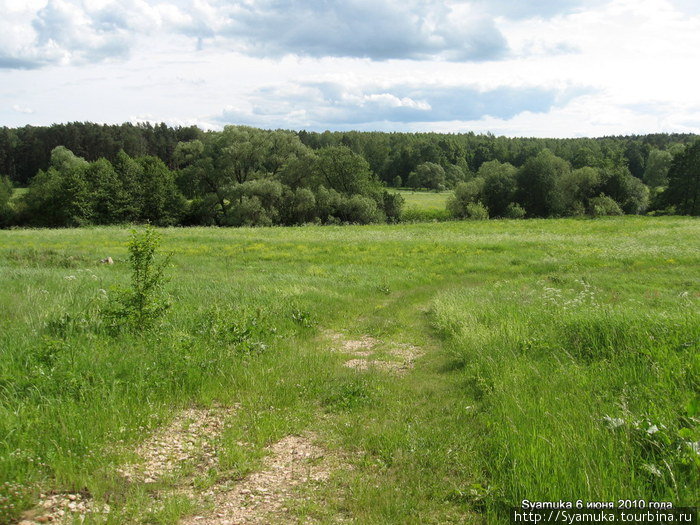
[{"left": 431, "top": 282, "right": 700, "bottom": 517}]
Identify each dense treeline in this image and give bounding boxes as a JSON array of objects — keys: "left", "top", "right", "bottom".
[
  {"left": 0, "top": 122, "right": 202, "bottom": 186},
  {"left": 1, "top": 122, "right": 697, "bottom": 188},
  {"left": 0, "top": 123, "right": 698, "bottom": 227},
  {"left": 3, "top": 128, "right": 403, "bottom": 227}
]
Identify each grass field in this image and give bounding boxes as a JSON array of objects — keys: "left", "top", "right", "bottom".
[
  {"left": 394, "top": 189, "right": 451, "bottom": 210},
  {"left": 0, "top": 217, "right": 699, "bottom": 524},
  {"left": 394, "top": 189, "right": 451, "bottom": 221}
]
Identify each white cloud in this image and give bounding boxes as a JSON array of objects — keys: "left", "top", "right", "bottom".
[
  {"left": 12, "top": 104, "right": 34, "bottom": 114},
  {"left": 0, "top": 0, "right": 698, "bottom": 137}
]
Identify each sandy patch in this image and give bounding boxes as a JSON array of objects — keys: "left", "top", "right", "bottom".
[
  {"left": 18, "top": 492, "right": 110, "bottom": 524},
  {"left": 389, "top": 343, "right": 424, "bottom": 366},
  {"left": 181, "top": 434, "right": 337, "bottom": 524},
  {"left": 118, "top": 405, "right": 236, "bottom": 484}
]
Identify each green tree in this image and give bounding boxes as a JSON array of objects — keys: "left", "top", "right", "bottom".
[
  {"left": 380, "top": 191, "right": 404, "bottom": 223},
  {"left": 599, "top": 166, "right": 650, "bottom": 215},
  {"left": 103, "top": 226, "right": 171, "bottom": 331},
  {"left": 22, "top": 147, "right": 92, "bottom": 226},
  {"left": 282, "top": 187, "right": 317, "bottom": 224},
  {"left": 624, "top": 141, "right": 649, "bottom": 179},
  {"left": 515, "top": 149, "right": 570, "bottom": 217},
  {"left": 408, "top": 162, "right": 446, "bottom": 190},
  {"left": 336, "top": 194, "right": 384, "bottom": 224},
  {"left": 313, "top": 146, "right": 378, "bottom": 196},
  {"left": 215, "top": 126, "right": 308, "bottom": 184},
  {"left": 480, "top": 160, "right": 517, "bottom": 217},
  {"left": 277, "top": 150, "right": 317, "bottom": 189},
  {"left": 556, "top": 167, "right": 601, "bottom": 215},
  {"left": 112, "top": 150, "right": 143, "bottom": 221},
  {"left": 447, "top": 179, "right": 485, "bottom": 219},
  {"left": 643, "top": 149, "right": 672, "bottom": 188},
  {"left": 86, "top": 158, "right": 128, "bottom": 224},
  {"left": 137, "top": 156, "right": 186, "bottom": 225},
  {"left": 664, "top": 140, "right": 700, "bottom": 215},
  {"left": 445, "top": 164, "right": 468, "bottom": 188},
  {"left": 571, "top": 145, "right": 601, "bottom": 169},
  {"left": 588, "top": 194, "right": 623, "bottom": 216},
  {"left": 0, "top": 176, "right": 13, "bottom": 227},
  {"left": 463, "top": 202, "right": 489, "bottom": 220}
]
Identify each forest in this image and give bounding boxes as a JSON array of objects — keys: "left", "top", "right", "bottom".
[{"left": 0, "top": 122, "right": 699, "bottom": 228}]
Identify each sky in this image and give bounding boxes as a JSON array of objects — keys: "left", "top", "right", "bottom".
[{"left": 1, "top": 0, "right": 699, "bottom": 137}]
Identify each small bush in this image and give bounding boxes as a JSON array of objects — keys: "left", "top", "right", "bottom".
[
  {"left": 465, "top": 202, "right": 489, "bottom": 220},
  {"left": 447, "top": 179, "right": 485, "bottom": 218},
  {"left": 504, "top": 202, "right": 526, "bottom": 219},
  {"left": 103, "top": 226, "right": 171, "bottom": 332},
  {"left": 380, "top": 190, "right": 404, "bottom": 223},
  {"left": 588, "top": 194, "right": 623, "bottom": 217}
]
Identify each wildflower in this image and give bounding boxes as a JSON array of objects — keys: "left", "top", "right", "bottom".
[{"left": 602, "top": 415, "right": 625, "bottom": 429}]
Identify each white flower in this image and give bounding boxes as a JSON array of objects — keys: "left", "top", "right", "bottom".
[{"left": 603, "top": 416, "right": 625, "bottom": 429}]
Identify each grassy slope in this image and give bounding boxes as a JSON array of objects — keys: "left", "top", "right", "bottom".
[{"left": 0, "top": 217, "right": 698, "bottom": 523}]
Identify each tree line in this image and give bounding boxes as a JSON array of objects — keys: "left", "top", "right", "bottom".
[
  {"left": 0, "top": 123, "right": 698, "bottom": 228},
  {"left": 0, "top": 127, "right": 403, "bottom": 227}
]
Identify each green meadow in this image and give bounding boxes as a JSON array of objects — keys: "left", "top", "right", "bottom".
[
  {"left": 395, "top": 189, "right": 451, "bottom": 209},
  {"left": 0, "top": 217, "right": 698, "bottom": 523},
  {"left": 395, "top": 189, "right": 452, "bottom": 221}
]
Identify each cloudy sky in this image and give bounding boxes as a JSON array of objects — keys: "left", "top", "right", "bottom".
[{"left": 1, "top": 0, "right": 699, "bottom": 137}]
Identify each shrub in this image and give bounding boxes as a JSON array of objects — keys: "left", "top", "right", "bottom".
[
  {"left": 504, "top": 202, "right": 526, "bottom": 219},
  {"left": 598, "top": 166, "right": 649, "bottom": 215},
  {"left": 282, "top": 187, "right": 317, "bottom": 224},
  {"left": 103, "top": 226, "right": 171, "bottom": 332},
  {"left": 380, "top": 190, "right": 404, "bottom": 223},
  {"left": 465, "top": 202, "right": 489, "bottom": 220},
  {"left": 447, "top": 179, "right": 485, "bottom": 218},
  {"left": 588, "top": 194, "right": 623, "bottom": 217},
  {"left": 337, "top": 194, "right": 384, "bottom": 224}
]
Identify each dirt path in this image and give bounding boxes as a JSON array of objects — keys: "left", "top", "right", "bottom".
[
  {"left": 20, "top": 328, "right": 424, "bottom": 525},
  {"left": 19, "top": 405, "right": 235, "bottom": 525},
  {"left": 119, "top": 405, "right": 235, "bottom": 484},
  {"left": 324, "top": 330, "right": 424, "bottom": 373},
  {"left": 181, "top": 434, "right": 339, "bottom": 525},
  {"left": 20, "top": 411, "right": 342, "bottom": 525}
]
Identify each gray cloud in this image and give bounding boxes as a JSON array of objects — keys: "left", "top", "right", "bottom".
[
  {"left": 209, "top": 0, "right": 597, "bottom": 60},
  {"left": 32, "top": 0, "right": 131, "bottom": 63},
  {"left": 0, "top": 0, "right": 594, "bottom": 70},
  {"left": 217, "top": 81, "right": 589, "bottom": 130},
  {"left": 218, "top": 0, "right": 507, "bottom": 61},
  {"left": 0, "top": 54, "right": 44, "bottom": 70},
  {"left": 0, "top": 0, "right": 144, "bottom": 70}
]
